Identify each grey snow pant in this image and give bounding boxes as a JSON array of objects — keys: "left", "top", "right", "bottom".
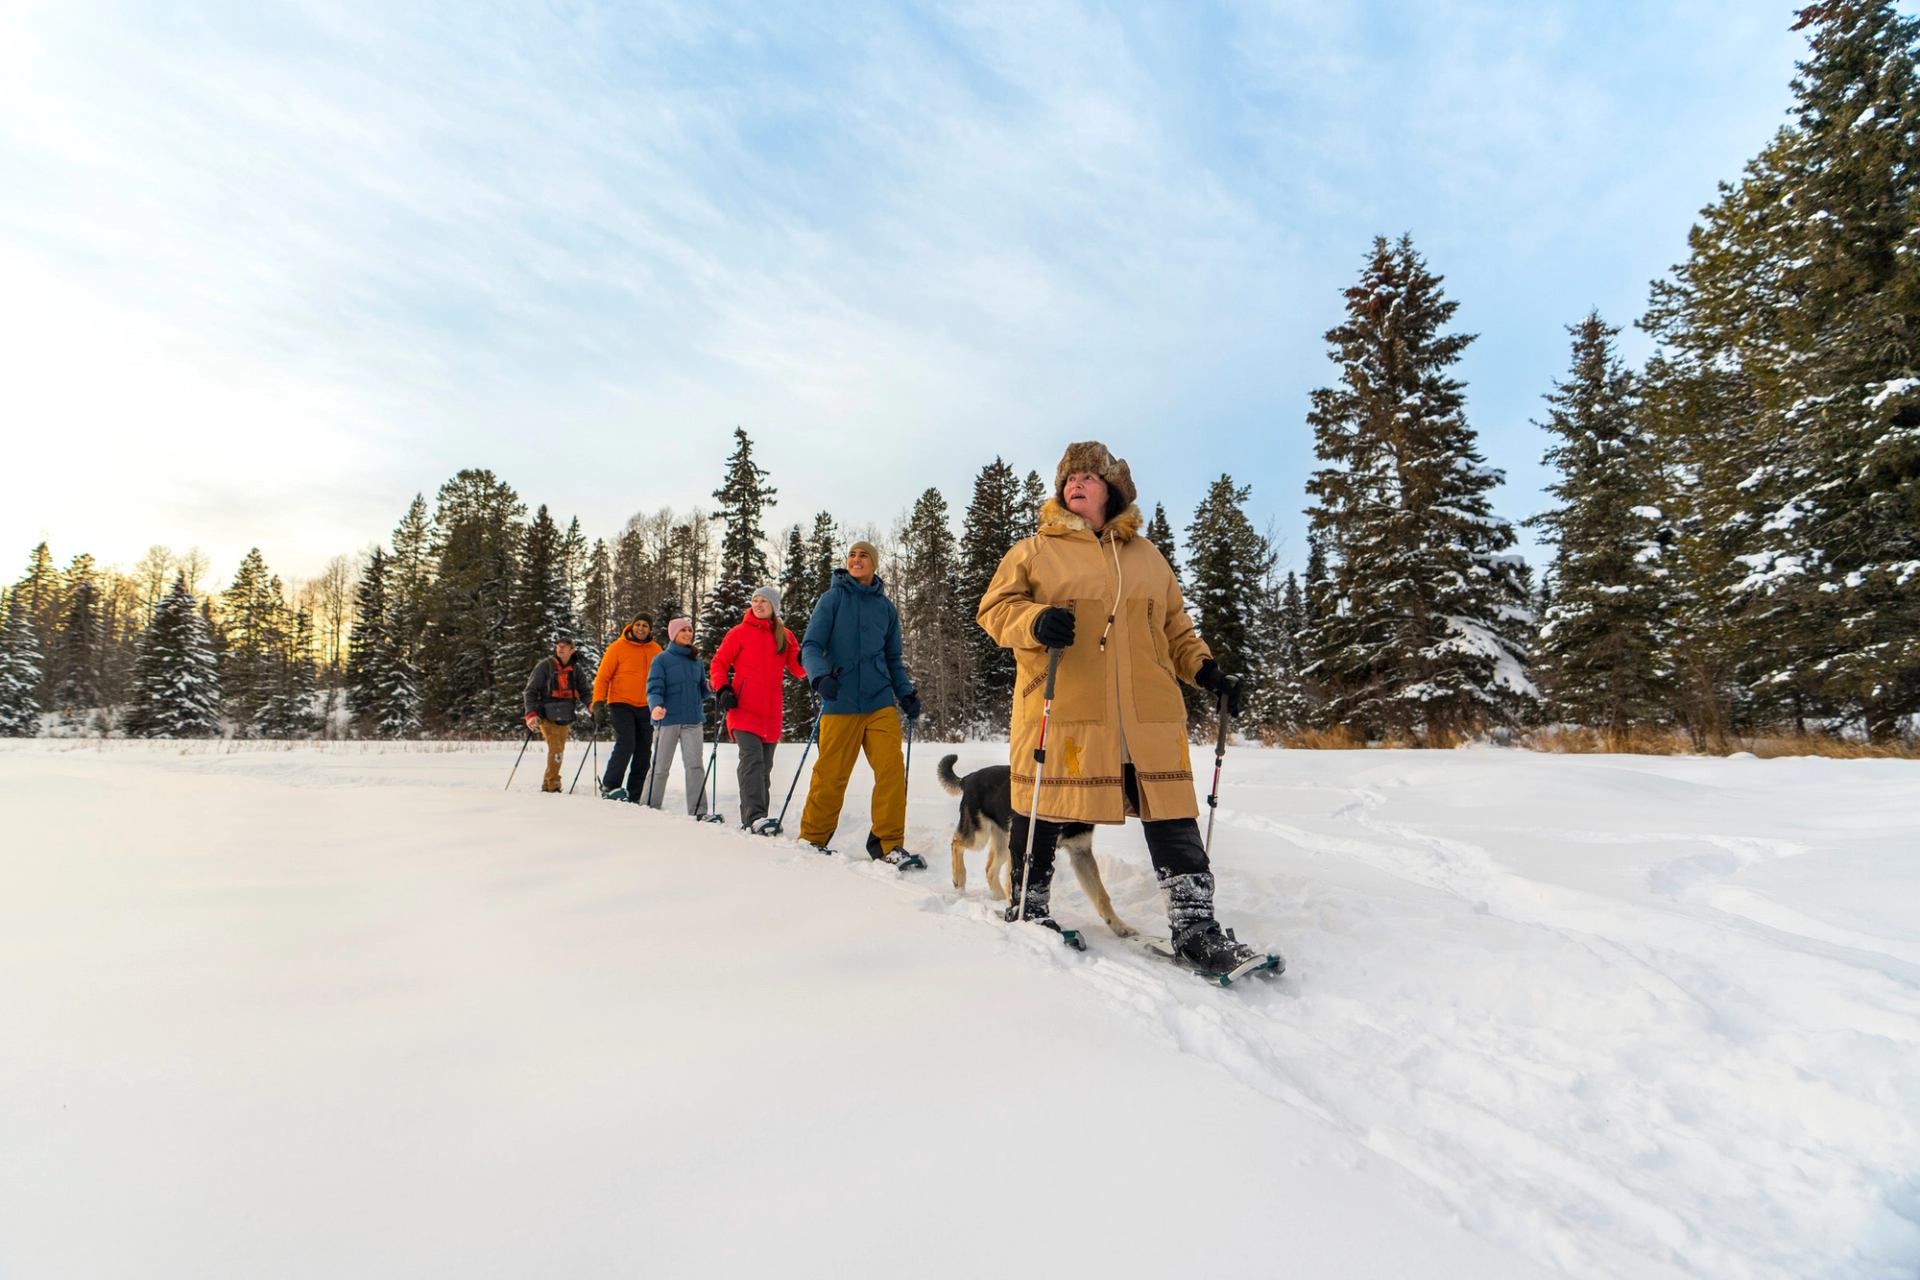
[
  {"left": 733, "top": 730, "right": 777, "bottom": 829},
  {"left": 645, "top": 721, "right": 709, "bottom": 816}
]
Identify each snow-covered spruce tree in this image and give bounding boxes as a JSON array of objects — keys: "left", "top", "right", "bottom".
[
  {"left": 49, "top": 553, "right": 103, "bottom": 720},
  {"left": 513, "top": 504, "right": 579, "bottom": 657},
  {"left": 1017, "top": 470, "right": 1047, "bottom": 540},
  {"left": 0, "top": 589, "right": 43, "bottom": 736},
  {"left": 1241, "top": 555, "right": 1308, "bottom": 739},
  {"left": 1764, "top": 1, "right": 1920, "bottom": 738},
  {"left": 707, "top": 427, "right": 777, "bottom": 627},
  {"left": 778, "top": 523, "right": 817, "bottom": 737},
  {"left": 254, "top": 605, "right": 320, "bottom": 738},
  {"left": 560, "top": 516, "right": 588, "bottom": 617},
  {"left": 11, "top": 541, "right": 60, "bottom": 704},
  {"left": 1303, "top": 234, "right": 1534, "bottom": 741},
  {"left": 1528, "top": 313, "right": 1670, "bottom": 742},
  {"left": 420, "top": 470, "right": 524, "bottom": 732},
  {"left": 581, "top": 538, "right": 614, "bottom": 650},
  {"left": 126, "top": 573, "right": 220, "bottom": 738},
  {"left": 346, "top": 546, "right": 419, "bottom": 737},
  {"left": 896, "top": 488, "right": 964, "bottom": 739},
  {"left": 388, "top": 493, "right": 435, "bottom": 664},
  {"left": 217, "top": 549, "right": 283, "bottom": 734},
  {"left": 1185, "top": 476, "right": 1274, "bottom": 726},
  {"left": 1145, "top": 502, "right": 1183, "bottom": 590},
  {"left": 958, "top": 457, "right": 1024, "bottom": 731}
]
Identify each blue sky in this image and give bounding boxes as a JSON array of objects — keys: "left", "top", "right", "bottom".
[{"left": 0, "top": 1, "right": 1812, "bottom": 585}]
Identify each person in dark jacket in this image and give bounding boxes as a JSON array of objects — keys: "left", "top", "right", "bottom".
[
  {"left": 524, "top": 634, "right": 589, "bottom": 793},
  {"left": 644, "top": 617, "right": 713, "bottom": 816},
  {"left": 797, "top": 541, "right": 922, "bottom": 862}
]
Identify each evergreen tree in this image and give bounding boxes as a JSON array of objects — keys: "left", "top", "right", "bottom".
[
  {"left": 0, "top": 589, "right": 43, "bottom": 736},
  {"left": 958, "top": 458, "right": 1025, "bottom": 729},
  {"left": 1529, "top": 314, "right": 1670, "bottom": 740},
  {"left": 560, "top": 516, "right": 588, "bottom": 615},
  {"left": 126, "top": 574, "right": 220, "bottom": 738},
  {"left": 1303, "top": 234, "right": 1534, "bottom": 740},
  {"left": 388, "top": 494, "right": 435, "bottom": 661},
  {"left": 1185, "top": 477, "right": 1274, "bottom": 726},
  {"left": 513, "top": 504, "right": 578, "bottom": 658},
  {"left": 420, "top": 469, "right": 525, "bottom": 731},
  {"left": 582, "top": 538, "right": 615, "bottom": 649},
  {"left": 255, "top": 605, "right": 320, "bottom": 737},
  {"left": 1766, "top": 2, "right": 1920, "bottom": 737},
  {"left": 12, "top": 541, "right": 60, "bottom": 702},
  {"left": 49, "top": 553, "right": 103, "bottom": 718},
  {"left": 896, "top": 488, "right": 965, "bottom": 738},
  {"left": 1145, "top": 503, "right": 1183, "bottom": 589},
  {"left": 708, "top": 427, "right": 778, "bottom": 626},
  {"left": 346, "top": 547, "right": 410, "bottom": 736},
  {"left": 218, "top": 549, "right": 282, "bottom": 733},
  {"left": 807, "top": 511, "right": 838, "bottom": 603},
  {"left": 778, "top": 523, "right": 818, "bottom": 737},
  {"left": 612, "top": 522, "right": 649, "bottom": 622},
  {"left": 1017, "top": 471, "right": 1047, "bottom": 539}
]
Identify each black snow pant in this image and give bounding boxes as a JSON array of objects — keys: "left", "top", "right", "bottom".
[
  {"left": 733, "top": 730, "right": 777, "bottom": 828},
  {"left": 1008, "top": 764, "right": 1209, "bottom": 895},
  {"left": 602, "top": 702, "right": 653, "bottom": 799}
]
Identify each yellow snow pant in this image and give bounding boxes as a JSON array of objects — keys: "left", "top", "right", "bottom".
[
  {"left": 538, "top": 717, "right": 571, "bottom": 791},
  {"left": 799, "top": 706, "right": 906, "bottom": 852}
]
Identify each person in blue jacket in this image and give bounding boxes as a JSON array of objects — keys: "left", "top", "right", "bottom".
[
  {"left": 644, "top": 616, "right": 712, "bottom": 816},
  {"left": 797, "top": 540, "right": 922, "bottom": 863}
]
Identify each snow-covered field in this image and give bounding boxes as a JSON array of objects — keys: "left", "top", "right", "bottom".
[{"left": 2, "top": 738, "right": 1916, "bottom": 1279}]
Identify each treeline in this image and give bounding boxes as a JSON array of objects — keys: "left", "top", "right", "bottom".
[{"left": 1, "top": 5, "right": 1913, "bottom": 749}]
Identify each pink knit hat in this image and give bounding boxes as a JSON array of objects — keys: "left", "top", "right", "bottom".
[{"left": 667, "top": 616, "right": 692, "bottom": 642}]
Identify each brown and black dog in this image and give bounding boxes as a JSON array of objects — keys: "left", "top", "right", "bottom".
[{"left": 937, "top": 754, "right": 1134, "bottom": 936}]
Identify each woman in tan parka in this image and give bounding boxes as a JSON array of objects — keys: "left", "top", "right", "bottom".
[{"left": 978, "top": 441, "right": 1268, "bottom": 973}]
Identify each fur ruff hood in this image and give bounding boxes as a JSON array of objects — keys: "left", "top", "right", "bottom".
[{"left": 1036, "top": 498, "right": 1143, "bottom": 543}]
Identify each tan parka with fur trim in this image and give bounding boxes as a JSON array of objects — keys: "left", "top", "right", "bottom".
[{"left": 977, "top": 499, "right": 1213, "bottom": 824}]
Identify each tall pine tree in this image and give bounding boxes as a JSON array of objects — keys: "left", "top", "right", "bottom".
[
  {"left": 126, "top": 574, "right": 220, "bottom": 738},
  {"left": 0, "top": 589, "right": 42, "bottom": 736},
  {"left": 420, "top": 470, "right": 525, "bottom": 731},
  {"left": 958, "top": 458, "right": 1024, "bottom": 730},
  {"left": 896, "top": 488, "right": 964, "bottom": 738},
  {"left": 1303, "top": 234, "right": 1533, "bottom": 740},
  {"left": 1529, "top": 313, "right": 1670, "bottom": 741},
  {"left": 708, "top": 427, "right": 777, "bottom": 627}
]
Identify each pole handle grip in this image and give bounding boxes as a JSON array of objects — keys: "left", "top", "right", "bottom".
[{"left": 1042, "top": 646, "right": 1064, "bottom": 700}]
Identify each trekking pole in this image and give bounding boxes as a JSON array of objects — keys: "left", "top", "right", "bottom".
[
  {"left": 1204, "top": 691, "right": 1231, "bottom": 855},
  {"left": 759, "top": 706, "right": 821, "bottom": 837},
  {"left": 504, "top": 726, "right": 535, "bottom": 791},
  {"left": 1015, "top": 647, "right": 1065, "bottom": 922},
  {"left": 641, "top": 715, "right": 666, "bottom": 808},
  {"left": 697, "top": 706, "right": 725, "bottom": 822},
  {"left": 567, "top": 713, "right": 603, "bottom": 795}
]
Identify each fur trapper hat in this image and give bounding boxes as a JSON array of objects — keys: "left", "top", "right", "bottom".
[{"left": 1054, "top": 441, "right": 1137, "bottom": 517}]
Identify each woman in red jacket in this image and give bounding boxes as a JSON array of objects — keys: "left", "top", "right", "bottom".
[{"left": 710, "top": 585, "right": 807, "bottom": 831}]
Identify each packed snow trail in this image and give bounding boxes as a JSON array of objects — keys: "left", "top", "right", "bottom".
[{"left": 2, "top": 740, "right": 1916, "bottom": 1279}]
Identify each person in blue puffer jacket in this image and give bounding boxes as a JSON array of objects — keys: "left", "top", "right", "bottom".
[
  {"left": 644, "top": 616, "right": 712, "bottom": 816},
  {"left": 797, "top": 540, "right": 922, "bottom": 863}
]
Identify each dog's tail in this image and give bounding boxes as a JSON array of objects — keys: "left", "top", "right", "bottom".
[{"left": 936, "top": 753, "right": 966, "bottom": 796}]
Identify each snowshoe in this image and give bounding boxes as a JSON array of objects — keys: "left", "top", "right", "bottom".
[
  {"left": 1162, "top": 924, "right": 1283, "bottom": 986},
  {"left": 603, "top": 786, "right": 628, "bottom": 802},
  {"left": 873, "top": 846, "right": 927, "bottom": 871},
  {"left": 797, "top": 839, "right": 834, "bottom": 856}
]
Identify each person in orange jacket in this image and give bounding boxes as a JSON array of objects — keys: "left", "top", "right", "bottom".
[
  {"left": 590, "top": 613, "right": 663, "bottom": 801},
  {"left": 709, "top": 585, "right": 807, "bottom": 830}
]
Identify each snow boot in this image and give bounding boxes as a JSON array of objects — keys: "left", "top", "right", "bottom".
[
  {"left": 604, "top": 786, "right": 628, "bottom": 802},
  {"left": 798, "top": 838, "right": 834, "bottom": 856},
  {"left": 1002, "top": 877, "right": 1058, "bottom": 929},
  {"left": 1164, "top": 872, "right": 1261, "bottom": 973}
]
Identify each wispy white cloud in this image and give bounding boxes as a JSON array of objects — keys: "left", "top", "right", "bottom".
[{"left": 0, "top": 0, "right": 1807, "bottom": 583}]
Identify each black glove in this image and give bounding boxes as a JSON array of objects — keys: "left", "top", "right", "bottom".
[
  {"left": 1195, "top": 659, "right": 1243, "bottom": 718},
  {"left": 715, "top": 684, "right": 739, "bottom": 712},
  {"left": 1032, "top": 606, "right": 1076, "bottom": 649},
  {"left": 900, "top": 690, "right": 922, "bottom": 721},
  {"left": 591, "top": 699, "right": 608, "bottom": 728},
  {"left": 811, "top": 672, "right": 840, "bottom": 701}
]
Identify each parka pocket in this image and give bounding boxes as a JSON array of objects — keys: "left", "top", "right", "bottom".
[
  {"left": 1018, "top": 600, "right": 1107, "bottom": 723},
  {"left": 1130, "top": 598, "right": 1186, "bottom": 723}
]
